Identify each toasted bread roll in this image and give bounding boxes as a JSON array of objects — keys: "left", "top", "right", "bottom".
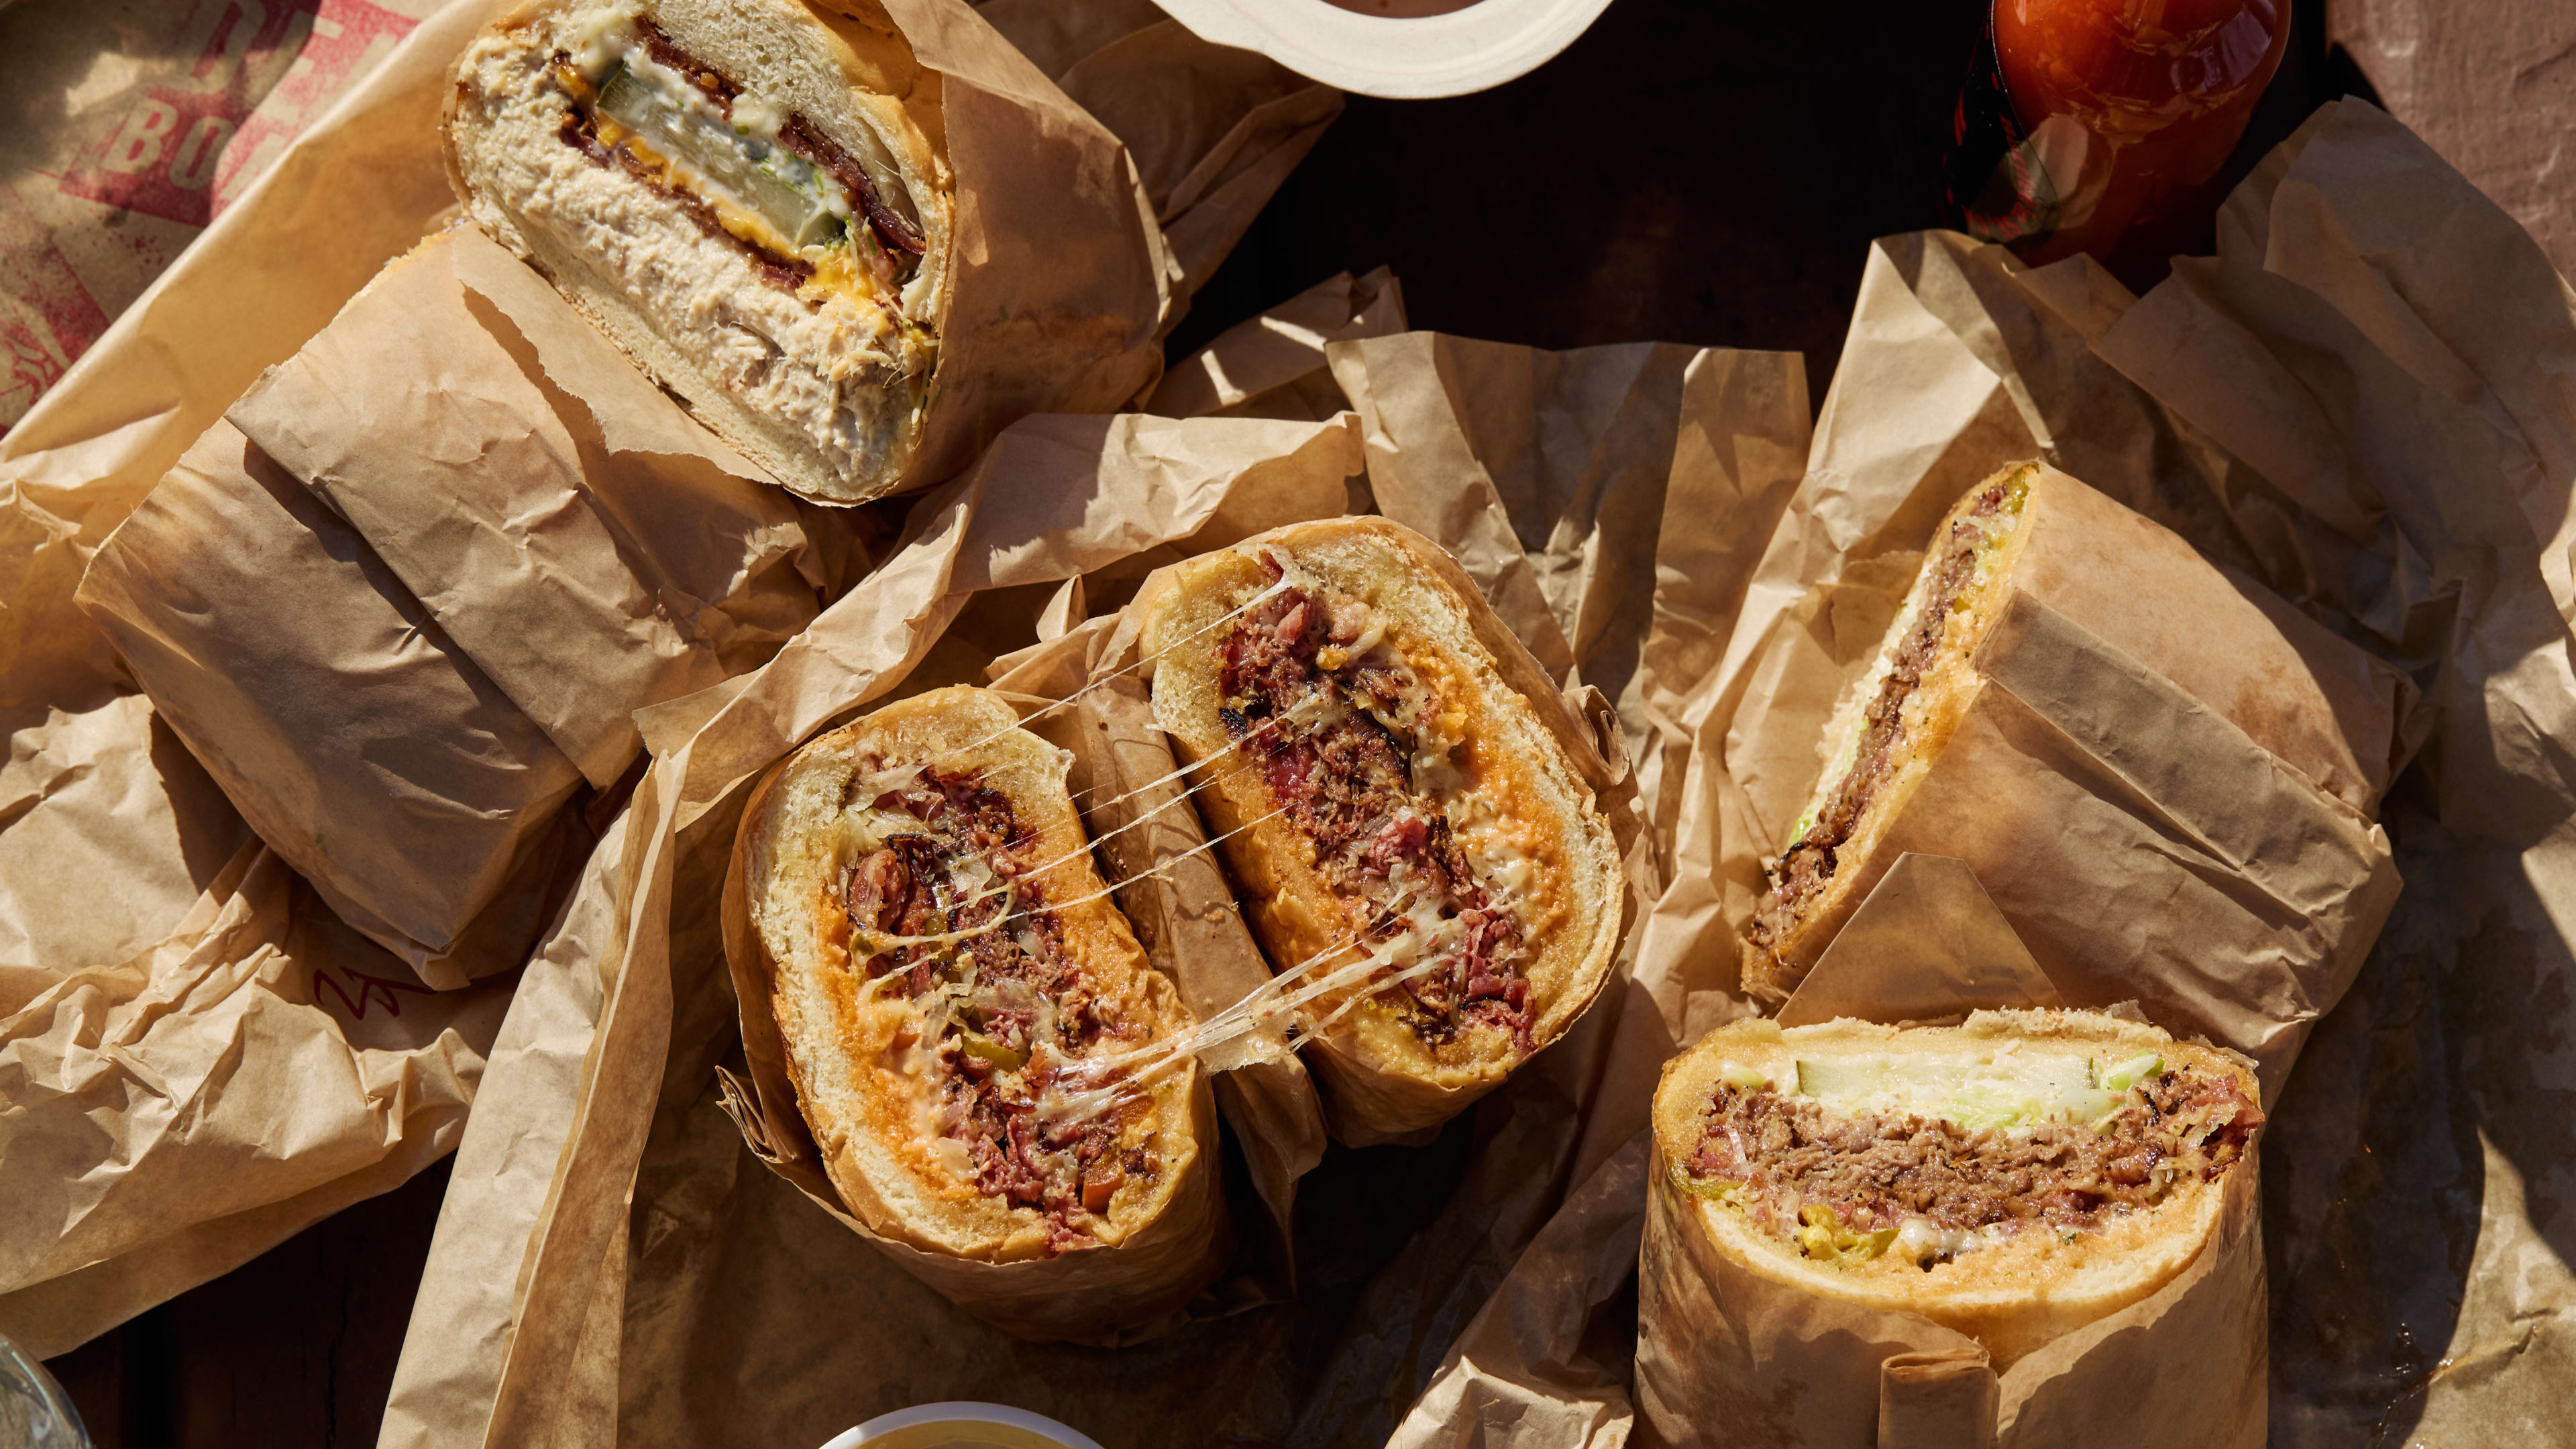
[
  {"left": 1138, "top": 519, "right": 1624, "bottom": 1143},
  {"left": 446, "top": 0, "right": 950, "bottom": 504},
  {"left": 732, "top": 687, "right": 1224, "bottom": 1337},
  {"left": 1651, "top": 1010, "right": 2263, "bottom": 1367}
]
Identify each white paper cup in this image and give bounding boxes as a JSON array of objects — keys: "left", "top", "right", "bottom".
[
  {"left": 818, "top": 1403, "right": 1105, "bottom": 1449},
  {"left": 1145, "top": 0, "right": 1617, "bottom": 98}
]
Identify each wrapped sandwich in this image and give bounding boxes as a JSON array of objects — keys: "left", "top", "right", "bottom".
[
  {"left": 728, "top": 686, "right": 1227, "bottom": 1340},
  {"left": 448, "top": 0, "right": 947, "bottom": 504},
  {"left": 1741, "top": 462, "right": 2403, "bottom": 1065},
  {"left": 1636, "top": 1011, "right": 2267, "bottom": 1447},
  {"left": 1138, "top": 519, "right": 1626, "bottom": 1143},
  {"left": 75, "top": 418, "right": 590, "bottom": 984}
]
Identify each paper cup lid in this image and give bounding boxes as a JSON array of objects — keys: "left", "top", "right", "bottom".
[
  {"left": 818, "top": 1403, "right": 1105, "bottom": 1449},
  {"left": 1146, "top": 0, "right": 1617, "bottom": 98}
]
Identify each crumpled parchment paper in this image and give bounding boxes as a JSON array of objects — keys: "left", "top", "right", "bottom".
[{"left": 0, "top": 0, "right": 1336, "bottom": 1363}]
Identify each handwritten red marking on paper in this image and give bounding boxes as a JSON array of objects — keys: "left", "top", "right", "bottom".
[
  {"left": 0, "top": 190, "right": 113, "bottom": 435},
  {"left": 314, "top": 965, "right": 436, "bottom": 1020},
  {"left": 58, "top": 0, "right": 417, "bottom": 229}
]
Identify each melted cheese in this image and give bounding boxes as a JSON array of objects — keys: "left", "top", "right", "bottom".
[
  {"left": 833, "top": 801, "right": 926, "bottom": 863},
  {"left": 1890, "top": 1216, "right": 2016, "bottom": 1266},
  {"left": 838, "top": 767, "right": 1136, "bottom": 1198},
  {"left": 1245, "top": 547, "right": 1559, "bottom": 1047}
]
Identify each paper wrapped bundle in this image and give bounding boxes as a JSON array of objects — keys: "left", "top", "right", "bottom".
[
  {"left": 1136, "top": 517, "right": 1634, "bottom": 1144},
  {"left": 447, "top": 0, "right": 1189, "bottom": 504},
  {"left": 72, "top": 420, "right": 592, "bottom": 984},
  {"left": 724, "top": 686, "right": 1228, "bottom": 1342},
  {"left": 1741, "top": 461, "right": 2407, "bottom": 1083},
  {"left": 74, "top": 225, "right": 818, "bottom": 982},
  {"left": 1636, "top": 1008, "right": 2265, "bottom": 1449}
]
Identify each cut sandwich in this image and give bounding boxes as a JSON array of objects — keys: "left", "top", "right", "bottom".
[
  {"left": 1746, "top": 467, "right": 2033, "bottom": 996},
  {"left": 731, "top": 686, "right": 1224, "bottom": 1334},
  {"left": 1651, "top": 1010, "right": 2262, "bottom": 1366},
  {"left": 1138, "top": 519, "right": 1625, "bottom": 1142},
  {"left": 445, "top": 0, "right": 949, "bottom": 504},
  {"left": 1741, "top": 460, "right": 2400, "bottom": 1004}
]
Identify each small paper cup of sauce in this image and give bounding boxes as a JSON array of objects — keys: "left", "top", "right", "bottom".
[{"left": 818, "top": 1403, "right": 1105, "bottom": 1449}]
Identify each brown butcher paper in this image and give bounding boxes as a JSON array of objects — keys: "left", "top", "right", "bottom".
[{"left": 3, "top": 0, "right": 1334, "bottom": 1368}]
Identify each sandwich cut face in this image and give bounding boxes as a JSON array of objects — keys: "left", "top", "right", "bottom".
[
  {"left": 745, "top": 690, "right": 1203, "bottom": 1260},
  {"left": 1218, "top": 551, "right": 1545, "bottom": 1058},
  {"left": 1656, "top": 1012, "right": 2263, "bottom": 1364},
  {"left": 1745, "top": 465, "right": 2035, "bottom": 997},
  {"left": 449, "top": 0, "right": 943, "bottom": 502},
  {"left": 1142, "top": 522, "right": 1624, "bottom": 1119}
]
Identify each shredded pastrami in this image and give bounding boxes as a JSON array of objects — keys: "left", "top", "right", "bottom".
[
  {"left": 1218, "top": 556, "right": 1536, "bottom": 1052},
  {"left": 634, "top": 16, "right": 735, "bottom": 105},
  {"left": 777, "top": 113, "right": 924, "bottom": 257},
  {"left": 1682, "top": 1068, "right": 2261, "bottom": 1261},
  {"left": 838, "top": 764, "right": 1151, "bottom": 1250}
]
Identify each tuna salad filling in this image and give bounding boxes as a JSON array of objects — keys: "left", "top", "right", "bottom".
[
  {"left": 1678, "top": 1056, "right": 2261, "bottom": 1269},
  {"left": 1217, "top": 553, "right": 1538, "bottom": 1053},
  {"left": 455, "top": 0, "right": 933, "bottom": 480},
  {"left": 837, "top": 762, "right": 1149, "bottom": 1251},
  {"left": 1748, "top": 473, "right": 2027, "bottom": 957}
]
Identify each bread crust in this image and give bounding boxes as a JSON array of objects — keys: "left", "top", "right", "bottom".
[
  {"left": 443, "top": 0, "right": 953, "bottom": 504},
  {"left": 1136, "top": 518, "right": 1626, "bottom": 1143},
  {"left": 1651, "top": 1009, "right": 2257, "bottom": 1367},
  {"left": 731, "top": 687, "right": 1223, "bottom": 1321}
]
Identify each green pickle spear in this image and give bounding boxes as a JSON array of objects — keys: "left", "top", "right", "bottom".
[{"left": 596, "top": 66, "right": 848, "bottom": 249}]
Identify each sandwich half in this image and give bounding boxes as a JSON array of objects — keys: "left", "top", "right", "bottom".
[
  {"left": 1741, "top": 460, "right": 2399, "bottom": 1002},
  {"left": 1138, "top": 519, "right": 1625, "bottom": 1142},
  {"left": 1746, "top": 467, "right": 2033, "bottom": 996},
  {"left": 445, "top": 0, "right": 950, "bottom": 504},
  {"left": 733, "top": 686, "right": 1224, "bottom": 1330},
  {"left": 1651, "top": 1010, "right": 2262, "bottom": 1366}
]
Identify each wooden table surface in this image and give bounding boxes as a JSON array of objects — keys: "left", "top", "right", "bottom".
[{"left": 37, "top": 0, "right": 2566, "bottom": 1443}]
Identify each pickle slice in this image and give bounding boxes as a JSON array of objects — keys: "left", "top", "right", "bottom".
[
  {"left": 596, "top": 66, "right": 847, "bottom": 250},
  {"left": 957, "top": 1030, "right": 1028, "bottom": 1073},
  {"left": 1794, "top": 1052, "right": 2119, "bottom": 1128}
]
